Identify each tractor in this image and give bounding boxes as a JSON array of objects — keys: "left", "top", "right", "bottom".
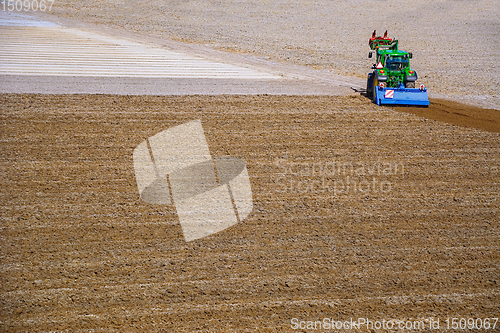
[{"left": 366, "top": 30, "right": 429, "bottom": 106}]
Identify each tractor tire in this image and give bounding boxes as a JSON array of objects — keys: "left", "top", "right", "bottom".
[
  {"left": 405, "top": 81, "right": 415, "bottom": 88},
  {"left": 366, "top": 73, "right": 373, "bottom": 95}
]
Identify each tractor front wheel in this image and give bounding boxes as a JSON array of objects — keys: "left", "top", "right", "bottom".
[{"left": 405, "top": 81, "right": 415, "bottom": 88}]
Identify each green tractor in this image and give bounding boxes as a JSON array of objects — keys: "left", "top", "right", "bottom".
[{"left": 366, "top": 30, "right": 429, "bottom": 106}]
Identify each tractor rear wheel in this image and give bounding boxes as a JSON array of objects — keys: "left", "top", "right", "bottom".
[
  {"left": 405, "top": 81, "right": 415, "bottom": 88},
  {"left": 367, "top": 73, "right": 373, "bottom": 95}
]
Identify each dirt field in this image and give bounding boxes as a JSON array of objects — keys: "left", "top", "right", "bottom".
[
  {"left": 40, "top": 0, "right": 500, "bottom": 109},
  {"left": 1, "top": 94, "right": 499, "bottom": 332}
]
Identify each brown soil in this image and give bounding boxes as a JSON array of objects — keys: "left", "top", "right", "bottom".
[
  {"left": 1, "top": 94, "right": 499, "bottom": 332},
  {"left": 395, "top": 99, "right": 500, "bottom": 134}
]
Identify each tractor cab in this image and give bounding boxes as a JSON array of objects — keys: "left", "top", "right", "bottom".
[{"left": 385, "top": 55, "right": 409, "bottom": 71}]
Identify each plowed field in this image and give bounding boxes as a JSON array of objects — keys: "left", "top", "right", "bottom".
[{"left": 1, "top": 94, "right": 499, "bottom": 332}]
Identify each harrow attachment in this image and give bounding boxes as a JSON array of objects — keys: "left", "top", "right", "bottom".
[{"left": 374, "top": 84, "right": 429, "bottom": 106}]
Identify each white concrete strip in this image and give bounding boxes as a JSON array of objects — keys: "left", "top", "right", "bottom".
[
  {"left": 0, "top": 8, "right": 58, "bottom": 27},
  {"left": 0, "top": 11, "right": 280, "bottom": 79}
]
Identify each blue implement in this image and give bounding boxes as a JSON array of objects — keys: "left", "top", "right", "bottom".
[{"left": 375, "top": 84, "right": 429, "bottom": 107}]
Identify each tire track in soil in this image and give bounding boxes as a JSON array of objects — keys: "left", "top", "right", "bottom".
[{"left": 394, "top": 98, "right": 500, "bottom": 134}]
